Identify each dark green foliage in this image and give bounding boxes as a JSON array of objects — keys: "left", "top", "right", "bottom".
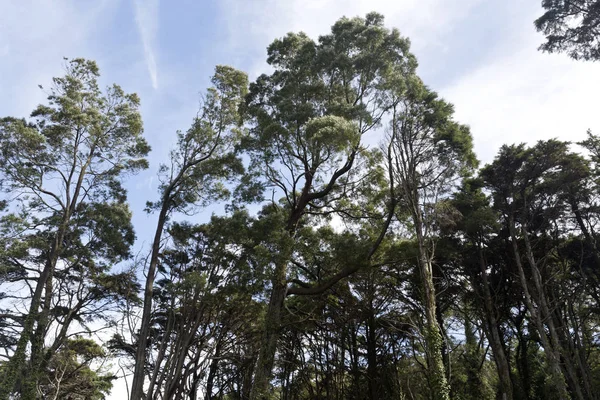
[
  {"left": 3, "top": 11, "right": 600, "bottom": 400},
  {"left": 39, "top": 338, "right": 115, "bottom": 399},
  {"left": 535, "top": 0, "right": 600, "bottom": 60}
]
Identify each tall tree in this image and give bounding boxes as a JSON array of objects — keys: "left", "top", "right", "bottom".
[
  {"left": 242, "top": 13, "right": 417, "bottom": 398},
  {"left": 386, "top": 77, "right": 477, "bottom": 400},
  {"left": 450, "top": 181, "right": 515, "bottom": 400},
  {"left": 129, "top": 65, "right": 248, "bottom": 400},
  {"left": 0, "top": 58, "right": 150, "bottom": 398},
  {"left": 481, "top": 140, "right": 599, "bottom": 400}
]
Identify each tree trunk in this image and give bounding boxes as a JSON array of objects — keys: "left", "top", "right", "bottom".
[
  {"left": 565, "top": 300, "right": 596, "bottom": 400},
  {"left": 415, "top": 218, "right": 450, "bottom": 400},
  {"left": 130, "top": 201, "right": 170, "bottom": 400},
  {"left": 477, "top": 246, "right": 514, "bottom": 400},
  {"left": 242, "top": 354, "right": 257, "bottom": 400},
  {"left": 508, "top": 214, "right": 570, "bottom": 400},
  {"left": 521, "top": 226, "right": 583, "bottom": 400},
  {"left": 249, "top": 260, "right": 288, "bottom": 400},
  {"left": 206, "top": 334, "right": 224, "bottom": 400},
  {"left": 464, "top": 317, "right": 483, "bottom": 400},
  {"left": 515, "top": 326, "right": 531, "bottom": 400},
  {"left": 349, "top": 321, "right": 361, "bottom": 399},
  {"left": 366, "top": 309, "right": 378, "bottom": 400},
  {"left": 435, "top": 300, "right": 450, "bottom": 384},
  {"left": 1, "top": 213, "right": 70, "bottom": 398}
]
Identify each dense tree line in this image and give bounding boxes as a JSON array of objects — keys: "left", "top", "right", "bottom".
[{"left": 1, "top": 8, "right": 600, "bottom": 400}]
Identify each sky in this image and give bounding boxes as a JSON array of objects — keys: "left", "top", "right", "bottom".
[{"left": 1, "top": 0, "right": 600, "bottom": 398}]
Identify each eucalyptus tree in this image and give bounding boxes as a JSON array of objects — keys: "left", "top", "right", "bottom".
[
  {"left": 0, "top": 58, "right": 150, "bottom": 398},
  {"left": 386, "top": 76, "right": 477, "bottom": 400},
  {"left": 129, "top": 65, "right": 248, "bottom": 400},
  {"left": 242, "top": 12, "right": 417, "bottom": 398}
]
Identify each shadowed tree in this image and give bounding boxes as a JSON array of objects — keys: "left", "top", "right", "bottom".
[
  {"left": 450, "top": 180, "right": 515, "bottom": 400},
  {"left": 535, "top": 0, "right": 600, "bottom": 60},
  {"left": 481, "top": 140, "right": 599, "bottom": 400},
  {"left": 39, "top": 338, "right": 115, "bottom": 399}
]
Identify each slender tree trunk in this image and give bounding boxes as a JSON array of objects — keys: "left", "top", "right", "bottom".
[
  {"left": 338, "top": 327, "right": 346, "bottom": 400},
  {"left": 566, "top": 300, "right": 596, "bottom": 400},
  {"left": 414, "top": 217, "right": 450, "bottom": 400},
  {"left": 206, "top": 334, "right": 224, "bottom": 400},
  {"left": 250, "top": 259, "right": 289, "bottom": 400},
  {"left": 242, "top": 354, "right": 257, "bottom": 400},
  {"left": 435, "top": 301, "right": 450, "bottom": 383},
  {"left": 147, "top": 304, "right": 176, "bottom": 399},
  {"left": 350, "top": 321, "right": 360, "bottom": 399},
  {"left": 515, "top": 327, "right": 531, "bottom": 400},
  {"left": 164, "top": 320, "right": 210, "bottom": 399},
  {"left": 508, "top": 214, "right": 570, "bottom": 400},
  {"left": 366, "top": 308, "right": 378, "bottom": 400},
  {"left": 557, "top": 304, "right": 594, "bottom": 400},
  {"left": 477, "top": 246, "right": 513, "bottom": 400},
  {"left": 521, "top": 226, "right": 583, "bottom": 400},
  {"left": 464, "top": 317, "right": 483, "bottom": 400},
  {"left": 1, "top": 211, "right": 70, "bottom": 398},
  {"left": 130, "top": 201, "right": 170, "bottom": 400}
]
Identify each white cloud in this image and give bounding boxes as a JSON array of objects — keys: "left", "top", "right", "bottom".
[
  {"left": 439, "top": 10, "right": 600, "bottom": 164},
  {"left": 219, "top": 0, "right": 483, "bottom": 79},
  {"left": 218, "top": 0, "right": 600, "bottom": 165},
  {"left": 133, "top": 0, "right": 159, "bottom": 89},
  {"left": 4, "top": 1, "right": 600, "bottom": 398}
]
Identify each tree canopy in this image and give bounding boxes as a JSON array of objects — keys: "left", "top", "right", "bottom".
[
  {"left": 535, "top": 0, "right": 600, "bottom": 60},
  {"left": 1, "top": 9, "right": 600, "bottom": 400}
]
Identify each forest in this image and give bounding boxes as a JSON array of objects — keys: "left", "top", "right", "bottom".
[{"left": 1, "top": 2, "right": 600, "bottom": 400}]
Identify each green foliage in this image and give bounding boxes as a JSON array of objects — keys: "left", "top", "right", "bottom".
[
  {"left": 0, "top": 57, "right": 149, "bottom": 398},
  {"left": 145, "top": 65, "right": 248, "bottom": 214},
  {"left": 39, "top": 338, "right": 115, "bottom": 399},
  {"left": 535, "top": 0, "right": 600, "bottom": 60},
  {"left": 4, "top": 11, "right": 600, "bottom": 400},
  {"left": 243, "top": 12, "right": 416, "bottom": 212}
]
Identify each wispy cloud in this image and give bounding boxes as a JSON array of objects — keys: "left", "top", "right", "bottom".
[
  {"left": 0, "top": 0, "right": 115, "bottom": 117},
  {"left": 133, "top": 0, "right": 159, "bottom": 89}
]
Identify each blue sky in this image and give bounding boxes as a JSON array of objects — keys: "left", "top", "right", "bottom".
[{"left": 2, "top": 0, "right": 600, "bottom": 397}]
